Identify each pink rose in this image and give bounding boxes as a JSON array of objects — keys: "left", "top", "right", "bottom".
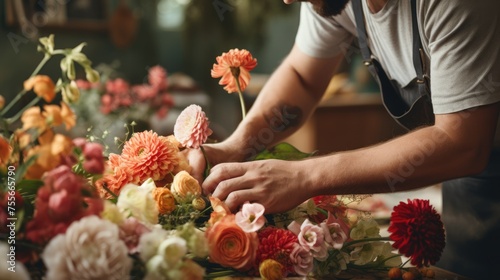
[
  {"left": 290, "top": 243, "right": 314, "bottom": 276},
  {"left": 119, "top": 217, "right": 151, "bottom": 254},
  {"left": 320, "top": 212, "right": 348, "bottom": 249}
]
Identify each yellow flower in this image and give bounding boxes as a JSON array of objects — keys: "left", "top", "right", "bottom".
[
  {"left": 259, "top": 259, "right": 284, "bottom": 280},
  {"left": 152, "top": 187, "right": 176, "bottom": 215},
  {"left": 23, "top": 75, "right": 56, "bottom": 102},
  {"left": 171, "top": 170, "right": 201, "bottom": 202}
]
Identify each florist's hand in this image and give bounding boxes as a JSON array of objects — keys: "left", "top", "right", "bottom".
[
  {"left": 202, "top": 159, "right": 310, "bottom": 213},
  {"left": 184, "top": 142, "right": 244, "bottom": 184}
]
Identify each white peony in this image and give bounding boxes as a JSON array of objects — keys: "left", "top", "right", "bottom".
[{"left": 42, "top": 215, "right": 132, "bottom": 280}]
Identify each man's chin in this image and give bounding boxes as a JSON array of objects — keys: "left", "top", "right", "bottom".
[{"left": 307, "top": 0, "right": 351, "bottom": 17}]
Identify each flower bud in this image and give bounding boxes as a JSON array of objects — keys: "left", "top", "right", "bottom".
[
  {"left": 192, "top": 197, "right": 206, "bottom": 211},
  {"left": 61, "top": 81, "right": 81, "bottom": 103},
  {"left": 85, "top": 67, "right": 100, "bottom": 83}
]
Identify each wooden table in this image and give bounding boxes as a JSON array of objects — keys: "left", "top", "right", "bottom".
[{"left": 217, "top": 266, "right": 470, "bottom": 280}]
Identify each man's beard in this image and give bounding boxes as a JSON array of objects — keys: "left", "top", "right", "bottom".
[{"left": 300, "top": 0, "right": 350, "bottom": 17}]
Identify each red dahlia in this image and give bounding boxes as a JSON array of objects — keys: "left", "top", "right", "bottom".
[
  {"left": 256, "top": 227, "right": 298, "bottom": 276},
  {"left": 388, "top": 199, "right": 445, "bottom": 267}
]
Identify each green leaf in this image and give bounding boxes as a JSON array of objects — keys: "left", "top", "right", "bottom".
[
  {"left": 253, "top": 142, "right": 317, "bottom": 161},
  {"left": 16, "top": 179, "right": 44, "bottom": 196}
]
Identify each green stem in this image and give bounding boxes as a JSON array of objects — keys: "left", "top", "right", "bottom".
[
  {"left": 200, "top": 145, "right": 211, "bottom": 179},
  {"left": 234, "top": 78, "right": 247, "bottom": 120},
  {"left": 6, "top": 96, "right": 41, "bottom": 125},
  {"left": 30, "top": 55, "right": 51, "bottom": 77},
  {"left": 344, "top": 236, "right": 392, "bottom": 248},
  {"left": 0, "top": 55, "right": 50, "bottom": 117}
]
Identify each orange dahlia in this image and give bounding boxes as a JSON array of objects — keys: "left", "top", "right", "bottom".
[
  {"left": 112, "top": 131, "right": 179, "bottom": 184},
  {"left": 211, "top": 48, "right": 257, "bottom": 94},
  {"left": 388, "top": 199, "right": 445, "bottom": 267}
]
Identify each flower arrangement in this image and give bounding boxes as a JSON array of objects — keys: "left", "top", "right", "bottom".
[{"left": 0, "top": 37, "right": 446, "bottom": 280}]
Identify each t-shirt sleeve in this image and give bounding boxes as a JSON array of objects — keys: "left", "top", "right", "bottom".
[
  {"left": 423, "top": 0, "right": 500, "bottom": 114},
  {"left": 295, "top": 3, "right": 354, "bottom": 58}
]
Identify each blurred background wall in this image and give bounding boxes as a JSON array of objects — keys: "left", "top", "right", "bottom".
[{"left": 0, "top": 0, "right": 301, "bottom": 136}]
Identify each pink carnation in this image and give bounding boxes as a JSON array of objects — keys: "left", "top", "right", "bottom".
[{"left": 174, "top": 104, "right": 213, "bottom": 149}]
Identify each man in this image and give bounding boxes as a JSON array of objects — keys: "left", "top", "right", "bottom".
[{"left": 189, "top": 0, "right": 500, "bottom": 277}]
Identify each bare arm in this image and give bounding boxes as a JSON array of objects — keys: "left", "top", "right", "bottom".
[
  {"left": 205, "top": 45, "right": 343, "bottom": 162},
  {"left": 204, "top": 99, "right": 499, "bottom": 213}
]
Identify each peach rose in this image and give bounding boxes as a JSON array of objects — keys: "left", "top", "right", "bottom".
[
  {"left": 23, "top": 75, "right": 56, "bottom": 102},
  {"left": 171, "top": 170, "right": 201, "bottom": 202},
  {"left": 152, "top": 187, "right": 176, "bottom": 215},
  {"left": 206, "top": 214, "right": 258, "bottom": 271}
]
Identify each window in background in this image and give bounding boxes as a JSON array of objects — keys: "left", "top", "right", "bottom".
[{"left": 157, "top": 0, "right": 190, "bottom": 30}]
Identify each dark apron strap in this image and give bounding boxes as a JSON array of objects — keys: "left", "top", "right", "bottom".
[
  {"left": 352, "top": 0, "right": 434, "bottom": 130},
  {"left": 352, "top": 0, "right": 424, "bottom": 77}
]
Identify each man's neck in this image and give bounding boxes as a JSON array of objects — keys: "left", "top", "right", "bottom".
[{"left": 367, "top": 0, "right": 389, "bottom": 13}]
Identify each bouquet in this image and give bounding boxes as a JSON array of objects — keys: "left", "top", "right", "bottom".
[{"left": 0, "top": 36, "right": 445, "bottom": 280}]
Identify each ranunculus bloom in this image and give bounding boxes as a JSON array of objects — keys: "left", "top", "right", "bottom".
[
  {"left": 173, "top": 104, "right": 213, "bottom": 149},
  {"left": 388, "top": 199, "right": 445, "bottom": 267},
  {"left": 152, "top": 187, "right": 176, "bottom": 214},
  {"left": 288, "top": 219, "right": 328, "bottom": 261},
  {"left": 171, "top": 170, "right": 202, "bottom": 202},
  {"left": 290, "top": 243, "right": 314, "bottom": 276},
  {"left": 259, "top": 259, "right": 284, "bottom": 280},
  {"left": 206, "top": 214, "right": 258, "bottom": 271},
  {"left": 21, "top": 106, "right": 47, "bottom": 132},
  {"left": 42, "top": 215, "right": 132, "bottom": 280},
  {"left": 110, "top": 131, "right": 179, "bottom": 184},
  {"left": 23, "top": 75, "right": 56, "bottom": 102},
  {"left": 235, "top": 202, "right": 266, "bottom": 233},
  {"left": 211, "top": 48, "right": 257, "bottom": 93},
  {"left": 320, "top": 212, "right": 348, "bottom": 250},
  {"left": 256, "top": 227, "right": 298, "bottom": 276}
]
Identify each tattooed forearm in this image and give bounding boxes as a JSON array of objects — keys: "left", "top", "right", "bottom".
[{"left": 264, "top": 103, "right": 302, "bottom": 133}]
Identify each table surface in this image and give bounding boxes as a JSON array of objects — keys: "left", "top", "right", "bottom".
[{"left": 216, "top": 266, "right": 470, "bottom": 280}]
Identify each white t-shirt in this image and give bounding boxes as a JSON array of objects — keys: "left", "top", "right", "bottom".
[{"left": 296, "top": 0, "right": 500, "bottom": 146}]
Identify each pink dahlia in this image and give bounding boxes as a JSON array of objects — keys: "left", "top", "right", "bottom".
[
  {"left": 256, "top": 227, "right": 299, "bottom": 276},
  {"left": 388, "top": 199, "right": 445, "bottom": 267},
  {"left": 112, "top": 131, "right": 179, "bottom": 184},
  {"left": 174, "top": 104, "right": 213, "bottom": 149}
]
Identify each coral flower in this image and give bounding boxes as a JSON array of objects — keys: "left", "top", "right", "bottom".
[
  {"left": 206, "top": 214, "right": 259, "bottom": 271},
  {"left": 388, "top": 199, "right": 445, "bottom": 267},
  {"left": 113, "top": 131, "right": 179, "bottom": 183},
  {"left": 0, "top": 136, "right": 11, "bottom": 166},
  {"left": 256, "top": 227, "right": 298, "bottom": 276},
  {"left": 211, "top": 48, "right": 257, "bottom": 93},
  {"left": 23, "top": 75, "right": 56, "bottom": 102},
  {"left": 174, "top": 104, "right": 212, "bottom": 149},
  {"left": 148, "top": 65, "right": 168, "bottom": 91}
]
